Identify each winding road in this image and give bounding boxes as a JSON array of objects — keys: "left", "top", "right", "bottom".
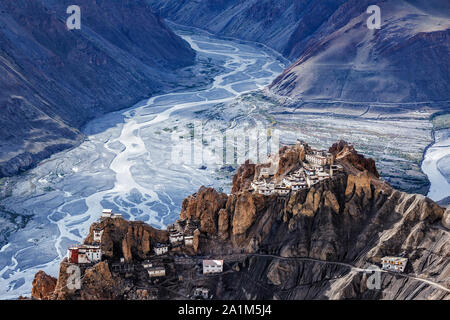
[
  {"left": 245, "top": 253, "right": 450, "bottom": 294},
  {"left": 161, "top": 253, "right": 450, "bottom": 299}
]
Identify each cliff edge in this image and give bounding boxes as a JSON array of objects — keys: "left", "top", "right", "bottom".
[{"left": 32, "top": 141, "right": 449, "bottom": 300}]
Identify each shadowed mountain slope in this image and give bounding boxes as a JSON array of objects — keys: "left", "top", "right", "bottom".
[
  {"left": 150, "top": 0, "right": 450, "bottom": 113},
  {"left": 0, "top": 0, "right": 195, "bottom": 177},
  {"left": 269, "top": 0, "right": 450, "bottom": 110}
]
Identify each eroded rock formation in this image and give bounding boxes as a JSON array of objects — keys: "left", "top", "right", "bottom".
[
  {"left": 329, "top": 140, "right": 379, "bottom": 177},
  {"left": 180, "top": 187, "right": 228, "bottom": 234},
  {"left": 31, "top": 141, "right": 450, "bottom": 300},
  {"left": 84, "top": 218, "right": 169, "bottom": 262},
  {"left": 31, "top": 271, "right": 57, "bottom": 300}
]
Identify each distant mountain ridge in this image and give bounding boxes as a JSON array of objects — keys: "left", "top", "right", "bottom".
[
  {"left": 0, "top": 0, "right": 195, "bottom": 177},
  {"left": 149, "top": 0, "right": 347, "bottom": 60},
  {"left": 269, "top": 0, "right": 450, "bottom": 109},
  {"left": 150, "top": 0, "right": 450, "bottom": 113}
]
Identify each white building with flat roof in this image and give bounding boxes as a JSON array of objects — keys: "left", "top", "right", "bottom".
[
  {"left": 67, "top": 245, "right": 102, "bottom": 264},
  {"left": 101, "top": 209, "right": 113, "bottom": 219},
  {"left": 100, "top": 209, "right": 122, "bottom": 220},
  {"left": 282, "top": 177, "right": 296, "bottom": 187},
  {"left": 155, "top": 244, "right": 169, "bottom": 255},
  {"left": 147, "top": 266, "right": 166, "bottom": 277},
  {"left": 291, "top": 182, "right": 307, "bottom": 191},
  {"left": 306, "top": 154, "right": 327, "bottom": 166},
  {"left": 93, "top": 228, "right": 104, "bottom": 242},
  {"left": 184, "top": 235, "right": 194, "bottom": 246},
  {"left": 381, "top": 256, "right": 408, "bottom": 272},
  {"left": 194, "top": 287, "right": 210, "bottom": 299},
  {"left": 258, "top": 187, "right": 273, "bottom": 196},
  {"left": 274, "top": 187, "right": 290, "bottom": 196},
  {"left": 203, "top": 260, "right": 223, "bottom": 274},
  {"left": 169, "top": 232, "right": 184, "bottom": 244}
]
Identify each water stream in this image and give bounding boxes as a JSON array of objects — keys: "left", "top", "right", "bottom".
[
  {"left": 421, "top": 128, "right": 450, "bottom": 201},
  {"left": 0, "top": 29, "right": 286, "bottom": 299}
]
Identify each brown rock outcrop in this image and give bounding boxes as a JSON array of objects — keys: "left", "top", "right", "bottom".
[
  {"left": 218, "top": 208, "right": 230, "bottom": 240},
  {"left": 51, "top": 260, "right": 124, "bottom": 300},
  {"left": 85, "top": 218, "right": 169, "bottom": 262},
  {"left": 323, "top": 190, "right": 340, "bottom": 214},
  {"left": 275, "top": 144, "right": 305, "bottom": 178},
  {"left": 329, "top": 140, "right": 379, "bottom": 177},
  {"left": 232, "top": 160, "right": 255, "bottom": 193},
  {"left": 443, "top": 208, "right": 450, "bottom": 229},
  {"left": 345, "top": 170, "right": 375, "bottom": 210},
  {"left": 31, "top": 271, "right": 57, "bottom": 300},
  {"left": 180, "top": 186, "right": 228, "bottom": 234},
  {"left": 193, "top": 228, "right": 201, "bottom": 253},
  {"left": 79, "top": 261, "right": 120, "bottom": 300},
  {"left": 232, "top": 192, "right": 258, "bottom": 236},
  {"left": 51, "top": 262, "right": 78, "bottom": 300}
]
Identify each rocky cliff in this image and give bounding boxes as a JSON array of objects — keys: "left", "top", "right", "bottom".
[
  {"left": 0, "top": 0, "right": 195, "bottom": 177},
  {"left": 329, "top": 140, "right": 379, "bottom": 177},
  {"left": 84, "top": 218, "right": 169, "bottom": 263},
  {"left": 31, "top": 141, "right": 449, "bottom": 300}
]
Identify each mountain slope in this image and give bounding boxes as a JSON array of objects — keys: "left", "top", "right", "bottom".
[
  {"left": 0, "top": 0, "right": 195, "bottom": 177},
  {"left": 269, "top": 0, "right": 450, "bottom": 110},
  {"left": 150, "top": 0, "right": 450, "bottom": 113},
  {"left": 149, "top": 0, "right": 347, "bottom": 60}
]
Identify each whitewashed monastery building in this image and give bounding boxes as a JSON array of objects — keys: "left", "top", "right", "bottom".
[
  {"left": 203, "top": 260, "right": 223, "bottom": 274},
  {"left": 381, "top": 256, "right": 408, "bottom": 272},
  {"left": 67, "top": 245, "right": 102, "bottom": 264}
]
